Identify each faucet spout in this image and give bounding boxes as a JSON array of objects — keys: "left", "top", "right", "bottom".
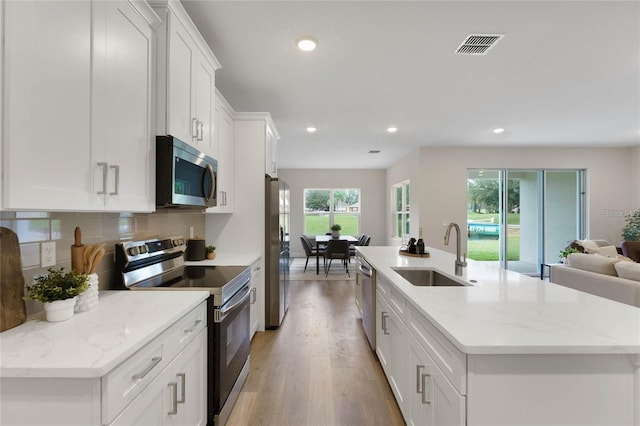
[{"left": 444, "top": 222, "right": 467, "bottom": 276}]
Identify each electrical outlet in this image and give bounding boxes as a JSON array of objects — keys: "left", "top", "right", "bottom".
[{"left": 41, "top": 241, "right": 56, "bottom": 267}]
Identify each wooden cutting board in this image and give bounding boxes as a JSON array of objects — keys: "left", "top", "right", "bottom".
[{"left": 1, "top": 227, "right": 27, "bottom": 332}]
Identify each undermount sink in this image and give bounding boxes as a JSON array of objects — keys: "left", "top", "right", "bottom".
[{"left": 391, "top": 267, "right": 470, "bottom": 287}]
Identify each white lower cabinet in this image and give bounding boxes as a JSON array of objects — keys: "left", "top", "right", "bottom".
[
  {"left": 111, "top": 329, "right": 207, "bottom": 426},
  {"left": 0, "top": 302, "right": 207, "bottom": 426},
  {"left": 376, "top": 278, "right": 464, "bottom": 425},
  {"left": 408, "top": 337, "right": 465, "bottom": 426},
  {"left": 249, "top": 258, "right": 262, "bottom": 339}
]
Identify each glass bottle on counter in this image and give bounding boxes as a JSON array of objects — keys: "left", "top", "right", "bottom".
[{"left": 416, "top": 227, "right": 425, "bottom": 255}]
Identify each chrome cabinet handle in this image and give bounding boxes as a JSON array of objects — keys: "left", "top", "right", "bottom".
[
  {"left": 168, "top": 382, "right": 178, "bottom": 415},
  {"left": 250, "top": 287, "right": 257, "bottom": 304},
  {"left": 421, "top": 373, "right": 432, "bottom": 404},
  {"left": 184, "top": 319, "right": 202, "bottom": 334},
  {"left": 177, "top": 373, "right": 186, "bottom": 404},
  {"left": 416, "top": 365, "right": 425, "bottom": 393},
  {"left": 381, "top": 312, "right": 390, "bottom": 335},
  {"left": 97, "top": 162, "right": 108, "bottom": 195},
  {"left": 131, "top": 356, "right": 162, "bottom": 380},
  {"left": 109, "top": 165, "right": 119, "bottom": 195},
  {"left": 192, "top": 117, "right": 199, "bottom": 138},
  {"left": 198, "top": 120, "right": 204, "bottom": 141}
]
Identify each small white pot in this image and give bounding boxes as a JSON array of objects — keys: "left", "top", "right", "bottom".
[
  {"left": 332, "top": 230, "right": 340, "bottom": 238},
  {"left": 44, "top": 297, "right": 77, "bottom": 322}
]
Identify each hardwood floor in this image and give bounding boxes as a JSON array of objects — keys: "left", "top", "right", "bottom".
[{"left": 227, "top": 279, "right": 404, "bottom": 426}]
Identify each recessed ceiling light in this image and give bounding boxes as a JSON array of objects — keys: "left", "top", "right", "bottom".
[
  {"left": 306, "top": 126, "right": 317, "bottom": 133},
  {"left": 297, "top": 37, "right": 317, "bottom": 52},
  {"left": 387, "top": 127, "right": 398, "bottom": 133},
  {"left": 493, "top": 127, "right": 505, "bottom": 134}
]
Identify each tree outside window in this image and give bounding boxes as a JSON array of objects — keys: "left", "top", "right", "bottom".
[{"left": 304, "top": 188, "right": 360, "bottom": 235}]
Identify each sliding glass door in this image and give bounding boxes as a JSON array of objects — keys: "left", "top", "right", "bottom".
[{"left": 467, "top": 169, "right": 584, "bottom": 276}]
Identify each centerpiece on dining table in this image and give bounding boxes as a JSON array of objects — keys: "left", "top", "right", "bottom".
[{"left": 330, "top": 224, "right": 341, "bottom": 238}]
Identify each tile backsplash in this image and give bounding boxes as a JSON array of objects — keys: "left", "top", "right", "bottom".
[{"left": 1, "top": 210, "right": 206, "bottom": 315}]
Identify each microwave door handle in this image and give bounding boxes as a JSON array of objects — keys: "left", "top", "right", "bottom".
[{"left": 205, "top": 163, "right": 216, "bottom": 203}]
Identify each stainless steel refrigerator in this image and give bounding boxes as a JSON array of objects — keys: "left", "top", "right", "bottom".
[{"left": 265, "top": 175, "right": 290, "bottom": 328}]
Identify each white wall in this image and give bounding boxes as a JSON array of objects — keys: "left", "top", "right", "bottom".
[
  {"left": 404, "top": 146, "right": 637, "bottom": 256},
  {"left": 632, "top": 146, "right": 640, "bottom": 207},
  {"left": 277, "top": 169, "right": 386, "bottom": 258}
]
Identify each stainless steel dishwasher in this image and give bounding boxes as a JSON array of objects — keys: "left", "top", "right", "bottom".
[{"left": 356, "top": 252, "right": 376, "bottom": 350}]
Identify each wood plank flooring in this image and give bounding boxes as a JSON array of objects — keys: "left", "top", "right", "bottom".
[{"left": 227, "top": 279, "right": 404, "bottom": 426}]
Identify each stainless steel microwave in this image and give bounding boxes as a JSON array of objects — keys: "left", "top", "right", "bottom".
[{"left": 156, "top": 136, "right": 217, "bottom": 208}]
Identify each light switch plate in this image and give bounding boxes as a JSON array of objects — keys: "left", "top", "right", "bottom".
[{"left": 41, "top": 241, "right": 56, "bottom": 267}]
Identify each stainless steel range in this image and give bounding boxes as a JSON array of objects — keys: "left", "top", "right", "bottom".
[{"left": 113, "top": 236, "right": 251, "bottom": 426}]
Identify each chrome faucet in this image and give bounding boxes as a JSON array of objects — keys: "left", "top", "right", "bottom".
[{"left": 444, "top": 222, "right": 467, "bottom": 276}]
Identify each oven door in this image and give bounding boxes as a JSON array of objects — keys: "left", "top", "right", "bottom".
[{"left": 210, "top": 284, "right": 251, "bottom": 419}]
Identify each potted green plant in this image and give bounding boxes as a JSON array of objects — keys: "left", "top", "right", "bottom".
[
  {"left": 622, "top": 209, "right": 640, "bottom": 241},
  {"left": 330, "top": 224, "right": 341, "bottom": 238},
  {"left": 25, "top": 267, "right": 89, "bottom": 322},
  {"left": 558, "top": 246, "right": 580, "bottom": 263},
  {"left": 206, "top": 245, "right": 216, "bottom": 260}
]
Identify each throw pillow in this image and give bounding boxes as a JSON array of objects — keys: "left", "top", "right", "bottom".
[
  {"left": 586, "top": 245, "right": 619, "bottom": 258},
  {"left": 577, "top": 239, "right": 600, "bottom": 251},
  {"left": 614, "top": 261, "right": 640, "bottom": 282},
  {"left": 566, "top": 253, "right": 620, "bottom": 276}
]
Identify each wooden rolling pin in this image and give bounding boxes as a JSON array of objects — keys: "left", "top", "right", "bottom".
[{"left": 71, "top": 226, "right": 85, "bottom": 274}]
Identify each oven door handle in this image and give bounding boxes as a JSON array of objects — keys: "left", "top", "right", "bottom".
[{"left": 215, "top": 286, "right": 250, "bottom": 323}]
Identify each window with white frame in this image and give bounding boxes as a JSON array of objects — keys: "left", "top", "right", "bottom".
[
  {"left": 392, "top": 180, "right": 410, "bottom": 241},
  {"left": 304, "top": 188, "right": 360, "bottom": 235}
]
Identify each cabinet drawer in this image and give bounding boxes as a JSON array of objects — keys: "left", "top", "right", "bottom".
[
  {"left": 102, "top": 332, "right": 167, "bottom": 424},
  {"left": 163, "top": 301, "right": 207, "bottom": 362},
  {"left": 408, "top": 305, "right": 467, "bottom": 395},
  {"left": 102, "top": 302, "right": 207, "bottom": 424}
]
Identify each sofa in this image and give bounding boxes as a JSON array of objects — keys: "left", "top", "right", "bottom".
[{"left": 550, "top": 252, "right": 640, "bottom": 308}]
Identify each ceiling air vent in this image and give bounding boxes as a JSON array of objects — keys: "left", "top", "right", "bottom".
[
  {"left": 368, "top": 150, "right": 380, "bottom": 154},
  {"left": 455, "top": 34, "right": 504, "bottom": 55}
]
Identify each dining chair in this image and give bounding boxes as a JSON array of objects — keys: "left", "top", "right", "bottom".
[
  {"left": 300, "top": 235, "right": 325, "bottom": 273},
  {"left": 324, "top": 239, "right": 350, "bottom": 277},
  {"left": 349, "top": 233, "right": 369, "bottom": 257}
]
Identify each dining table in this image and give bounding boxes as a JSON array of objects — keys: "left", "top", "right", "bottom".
[{"left": 314, "top": 235, "right": 358, "bottom": 274}]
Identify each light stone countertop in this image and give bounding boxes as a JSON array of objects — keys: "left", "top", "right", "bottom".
[
  {"left": 184, "top": 252, "right": 260, "bottom": 267},
  {"left": 357, "top": 246, "right": 640, "bottom": 355},
  {"left": 0, "top": 290, "right": 209, "bottom": 378}
]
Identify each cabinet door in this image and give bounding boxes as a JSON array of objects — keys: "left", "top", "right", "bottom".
[
  {"left": 3, "top": 1, "right": 93, "bottom": 210},
  {"left": 265, "top": 125, "right": 277, "bottom": 177},
  {"left": 193, "top": 56, "right": 214, "bottom": 154},
  {"left": 387, "top": 302, "right": 409, "bottom": 417},
  {"left": 249, "top": 260, "right": 261, "bottom": 339},
  {"left": 166, "top": 329, "right": 207, "bottom": 426},
  {"left": 409, "top": 339, "right": 465, "bottom": 426},
  {"left": 95, "top": 0, "right": 155, "bottom": 212},
  {"left": 167, "top": 14, "right": 196, "bottom": 144},
  {"left": 208, "top": 94, "right": 235, "bottom": 213},
  {"left": 376, "top": 290, "right": 391, "bottom": 375}
]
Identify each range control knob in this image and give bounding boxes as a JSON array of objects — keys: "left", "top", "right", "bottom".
[
  {"left": 139, "top": 245, "right": 148, "bottom": 254},
  {"left": 128, "top": 247, "right": 139, "bottom": 256}
]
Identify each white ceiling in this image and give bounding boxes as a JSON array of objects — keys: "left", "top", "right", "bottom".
[{"left": 182, "top": 1, "right": 640, "bottom": 169}]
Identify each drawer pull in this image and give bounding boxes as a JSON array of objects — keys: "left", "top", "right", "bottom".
[
  {"left": 177, "top": 373, "right": 186, "bottom": 404},
  {"left": 381, "top": 312, "right": 390, "bottom": 335},
  {"left": 131, "top": 356, "right": 162, "bottom": 380},
  {"left": 184, "top": 319, "right": 202, "bottom": 334},
  {"left": 421, "top": 373, "right": 432, "bottom": 404},
  {"left": 168, "top": 382, "right": 178, "bottom": 415},
  {"left": 416, "top": 365, "right": 425, "bottom": 393}
]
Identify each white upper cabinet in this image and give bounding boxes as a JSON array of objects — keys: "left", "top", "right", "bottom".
[
  {"left": 207, "top": 90, "right": 235, "bottom": 213},
  {"left": 3, "top": 1, "right": 92, "bottom": 210},
  {"left": 152, "top": 0, "right": 220, "bottom": 155},
  {"left": 265, "top": 124, "right": 278, "bottom": 177},
  {"left": 2, "top": 0, "right": 158, "bottom": 212}
]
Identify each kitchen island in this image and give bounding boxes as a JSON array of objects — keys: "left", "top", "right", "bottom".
[
  {"left": 357, "top": 246, "right": 640, "bottom": 426},
  {"left": 0, "top": 290, "right": 209, "bottom": 425}
]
